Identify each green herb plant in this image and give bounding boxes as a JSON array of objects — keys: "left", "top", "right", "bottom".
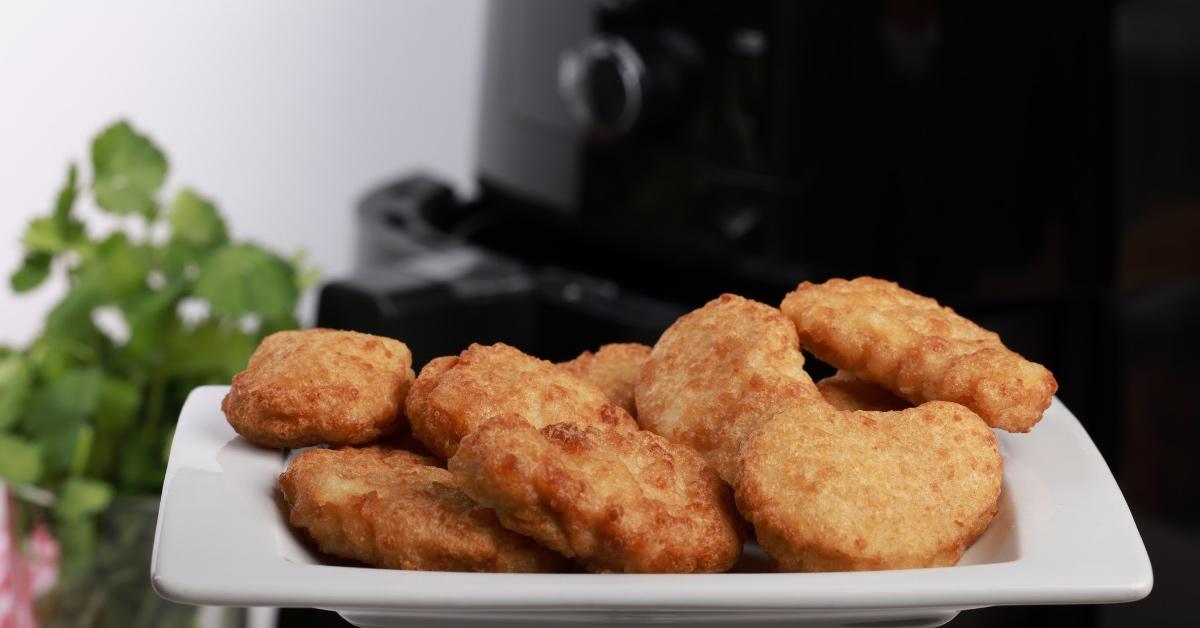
[{"left": 0, "top": 121, "right": 314, "bottom": 587}]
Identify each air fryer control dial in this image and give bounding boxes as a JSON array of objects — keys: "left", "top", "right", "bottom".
[{"left": 559, "top": 35, "right": 646, "bottom": 136}]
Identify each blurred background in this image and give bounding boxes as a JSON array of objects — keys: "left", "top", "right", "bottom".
[{"left": 2, "top": 0, "right": 1196, "bottom": 626}]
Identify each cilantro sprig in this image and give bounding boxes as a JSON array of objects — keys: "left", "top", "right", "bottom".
[{"left": 1, "top": 121, "right": 314, "bottom": 583}]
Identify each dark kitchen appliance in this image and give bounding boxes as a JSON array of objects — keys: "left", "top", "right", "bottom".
[
  {"left": 324, "top": 0, "right": 1108, "bottom": 379},
  {"left": 315, "top": 1, "right": 1199, "bottom": 625},
  {"left": 321, "top": 0, "right": 1114, "bottom": 426}
]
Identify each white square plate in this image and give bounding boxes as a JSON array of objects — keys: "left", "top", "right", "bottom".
[{"left": 152, "top": 386, "right": 1152, "bottom": 627}]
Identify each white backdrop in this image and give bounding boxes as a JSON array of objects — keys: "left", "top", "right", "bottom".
[{"left": 0, "top": 0, "right": 487, "bottom": 345}]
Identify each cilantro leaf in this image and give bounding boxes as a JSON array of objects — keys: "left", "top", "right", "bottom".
[
  {"left": 194, "top": 244, "right": 298, "bottom": 320},
  {"left": 40, "top": 428, "right": 86, "bottom": 477},
  {"left": 22, "top": 367, "right": 103, "bottom": 473},
  {"left": 26, "top": 334, "right": 96, "bottom": 382},
  {"left": 21, "top": 215, "right": 85, "bottom": 253},
  {"left": 20, "top": 164, "right": 86, "bottom": 257},
  {"left": 95, "top": 376, "right": 140, "bottom": 433},
  {"left": 290, "top": 250, "right": 321, "bottom": 292},
  {"left": 43, "top": 281, "right": 106, "bottom": 345},
  {"left": 10, "top": 252, "right": 52, "bottom": 293},
  {"left": 168, "top": 188, "right": 228, "bottom": 251},
  {"left": 89, "top": 233, "right": 148, "bottom": 298},
  {"left": 44, "top": 234, "right": 148, "bottom": 339},
  {"left": 91, "top": 121, "right": 167, "bottom": 217},
  {"left": 24, "top": 367, "right": 104, "bottom": 427},
  {"left": 165, "top": 322, "right": 257, "bottom": 380},
  {"left": 70, "top": 424, "right": 94, "bottom": 475},
  {"left": 54, "top": 163, "right": 79, "bottom": 223},
  {"left": 55, "top": 477, "right": 113, "bottom": 520},
  {"left": 0, "top": 352, "right": 32, "bottom": 430},
  {"left": 0, "top": 435, "right": 43, "bottom": 485},
  {"left": 118, "top": 284, "right": 183, "bottom": 363}
]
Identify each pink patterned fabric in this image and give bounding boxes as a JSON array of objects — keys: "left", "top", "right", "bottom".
[{"left": 1, "top": 486, "right": 60, "bottom": 628}]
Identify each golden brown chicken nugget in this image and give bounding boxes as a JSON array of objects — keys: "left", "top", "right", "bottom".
[
  {"left": 817, "top": 371, "right": 910, "bottom": 412},
  {"left": 449, "top": 414, "right": 743, "bottom": 573},
  {"left": 559, "top": 343, "right": 651, "bottom": 417},
  {"left": 636, "top": 294, "right": 825, "bottom": 482},
  {"left": 278, "top": 445, "right": 566, "bottom": 572},
  {"left": 735, "top": 401, "right": 1002, "bottom": 572},
  {"left": 222, "top": 329, "right": 414, "bottom": 448},
  {"left": 406, "top": 343, "right": 638, "bottom": 459},
  {"left": 781, "top": 277, "right": 1057, "bottom": 432}
]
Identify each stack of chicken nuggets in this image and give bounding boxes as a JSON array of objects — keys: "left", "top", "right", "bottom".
[{"left": 222, "top": 276, "right": 1055, "bottom": 574}]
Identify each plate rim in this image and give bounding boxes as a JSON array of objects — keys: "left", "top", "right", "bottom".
[{"left": 151, "top": 385, "right": 1153, "bottom": 613}]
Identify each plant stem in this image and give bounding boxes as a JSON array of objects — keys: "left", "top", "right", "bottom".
[{"left": 144, "top": 370, "right": 166, "bottom": 431}]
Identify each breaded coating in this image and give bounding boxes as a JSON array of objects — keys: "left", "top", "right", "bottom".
[
  {"left": 817, "top": 371, "right": 910, "bottom": 412},
  {"left": 735, "top": 401, "right": 1002, "bottom": 572},
  {"left": 449, "top": 414, "right": 743, "bottom": 573},
  {"left": 559, "top": 343, "right": 651, "bottom": 417},
  {"left": 406, "top": 343, "right": 638, "bottom": 459},
  {"left": 278, "top": 445, "right": 566, "bottom": 572},
  {"left": 222, "top": 329, "right": 414, "bottom": 448},
  {"left": 635, "top": 294, "right": 825, "bottom": 482},
  {"left": 781, "top": 277, "right": 1057, "bottom": 432}
]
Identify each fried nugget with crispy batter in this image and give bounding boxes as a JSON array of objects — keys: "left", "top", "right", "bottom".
[
  {"left": 635, "top": 294, "right": 825, "bottom": 482},
  {"left": 278, "top": 445, "right": 567, "bottom": 572},
  {"left": 406, "top": 343, "right": 638, "bottom": 459},
  {"left": 449, "top": 414, "right": 743, "bottom": 573},
  {"left": 735, "top": 400, "right": 1002, "bottom": 572},
  {"left": 781, "top": 277, "right": 1057, "bottom": 432},
  {"left": 223, "top": 329, "right": 414, "bottom": 448},
  {"left": 817, "top": 371, "right": 910, "bottom": 412},
  {"left": 559, "top": 343, "right": 651, "bottom": 417}
]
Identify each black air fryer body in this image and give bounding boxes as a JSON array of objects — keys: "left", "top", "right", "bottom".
[{"left": 321, "top": 0, "right": 1113, "bottom": 429}]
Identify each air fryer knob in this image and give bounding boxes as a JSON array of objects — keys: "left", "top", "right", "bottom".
[{"left": 559, "top": 31, "right": 698, "bottom": 138}]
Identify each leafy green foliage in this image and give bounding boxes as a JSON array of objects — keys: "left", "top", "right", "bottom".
[
  {"left": 22, "top": 367, "right": 103, "bottom": 474},
  {"left": 91, "top": 121, "right": 167, "bottom": 217},
  {"left": 11, "top": 252, "right": 52, "bottom": 292},
  {"left": 55, "top": 478, "right": 113, "bottom": 520},
  {"left": 22, "top": 216, "right": 85, "bottom": 253},
  {"left": 54, "top": 163, "right": 80, "bottom": 222},
  {"left": 195, "top": 244, "right": 298, "bottom": 321},
  {"left": 0, "top": 352, "right": 32, "bottom": 429},
  {"left": 96, "top": 377, "right": 140, "bottom": 432},
  {"left": 20, "top": 164, "right": 85, "bottom": 258},
  {"left": 95, "top": 234, "right": 148, "bottom": 297},
  {"left": 164, "top": 321, "right": 258, "bottom": 379},
  {"left": 168, "top": 188, "right": 227, "bottom": 251},
  {"left": 117, "top": 283, "right": 183, "bottom": 363},
  {"left": 3, "top": 120, "right": 313, "bottom": 595},
  {"left": 0, "top": 434, "right": 43, "bottom": 485}
]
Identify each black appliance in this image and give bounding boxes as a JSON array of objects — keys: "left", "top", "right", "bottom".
[
  {"left": 314, "top": 1, "right": 1199, "bottom": 625},
  {"left": 321, "top": 0, "right": 1113, "bottom": 425}
]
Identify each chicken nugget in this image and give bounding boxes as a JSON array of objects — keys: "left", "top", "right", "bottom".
[
  {"left": 449, "top": 414, "right": 743, "bottom": 573},
  {"left": 735, "top": 401, "right": 1002, "bottom": 572},
  {"left": 781, "top": 277, "right": 1057, "bottom": 432},
  {"left": 558, "top": 343, "right": 651, "bottom": 417},
  {"left": 817, "top": 371, "right": 910, "bottom": 412},
  {"left": 406, "top": 343, "right": 638, "bottom": 459},
  {"left": 636, "top": 294, "right": 825, "bottom": 482},
  {"left": 223, "top": 329, "right": 414, "bottom": 448},
  {"left": 278, "top": 445, "right": 566, "bottom": 572}
]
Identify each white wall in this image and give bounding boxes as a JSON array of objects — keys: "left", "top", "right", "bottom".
[{"left": 0, "top": 0, "right": 487, "bottom": 345}]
